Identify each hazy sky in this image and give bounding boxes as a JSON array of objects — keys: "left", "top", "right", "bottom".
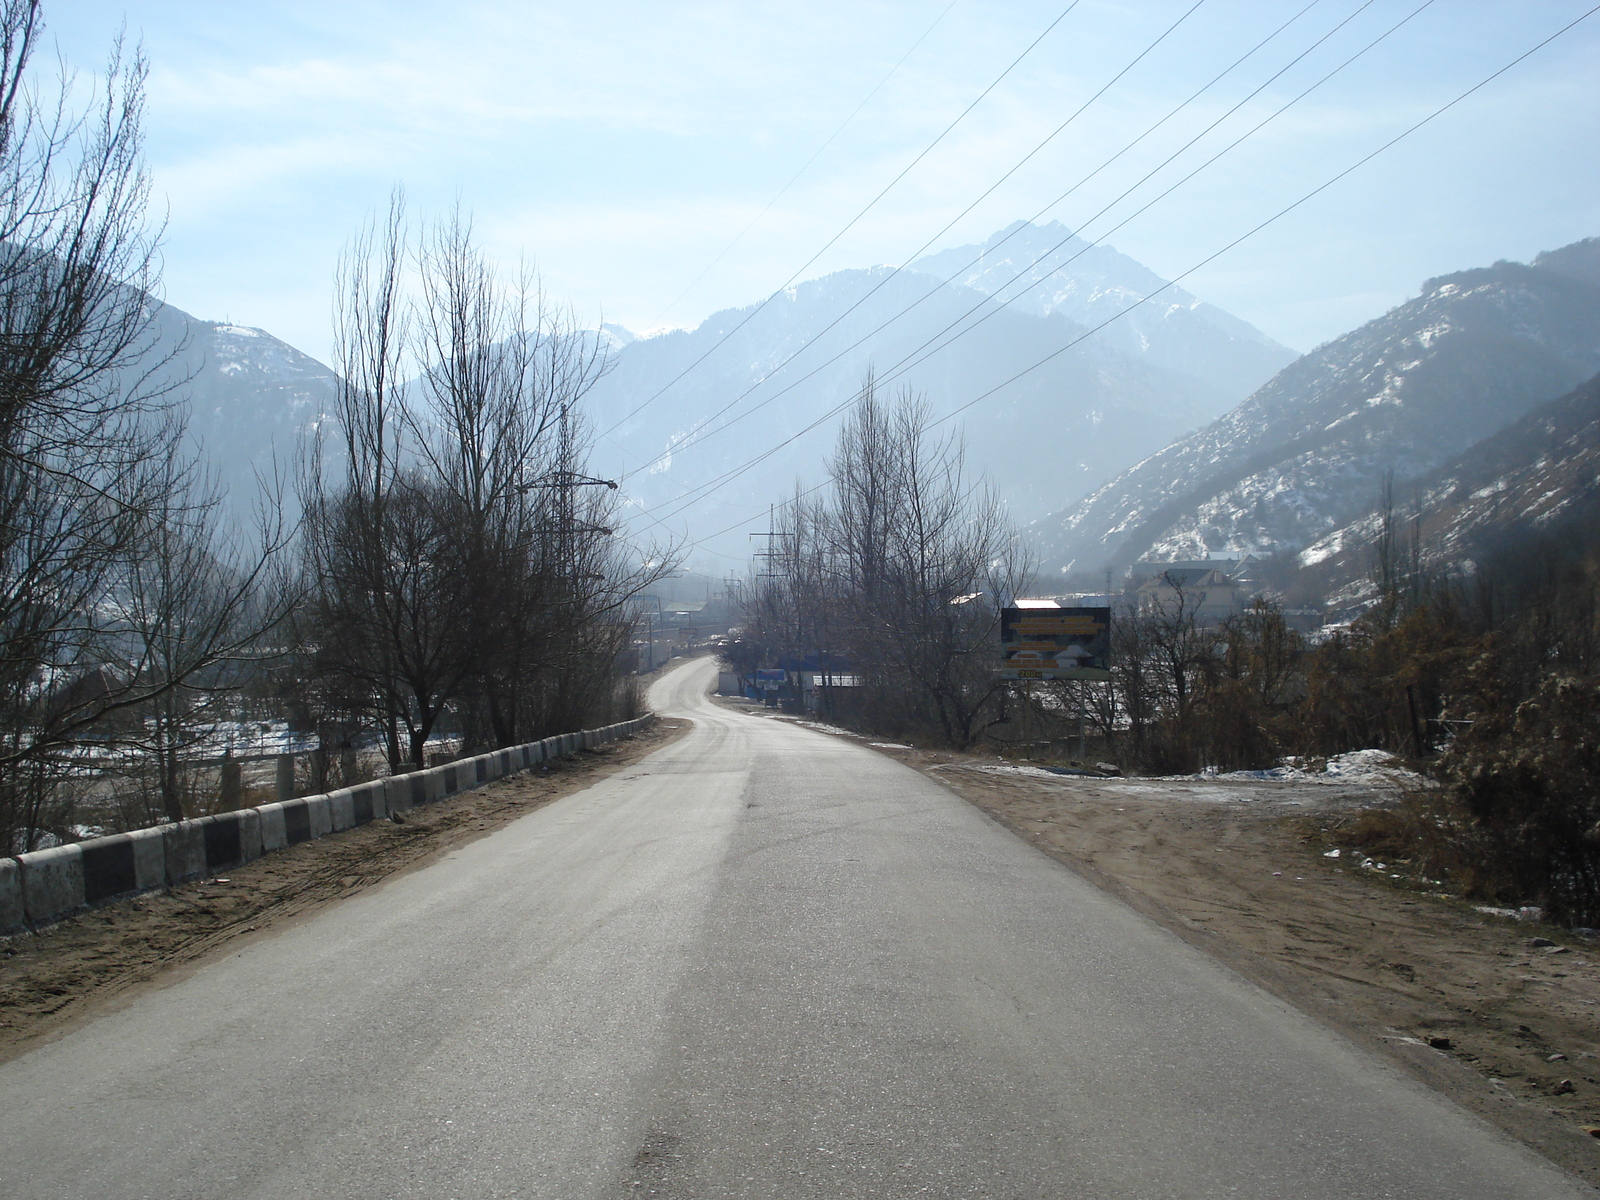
[{"left": 50, "top": 1, "right": 1600, "bottom": 366}]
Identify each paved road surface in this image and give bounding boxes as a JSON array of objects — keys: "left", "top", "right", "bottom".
[{"left": 0, "top": 657, "right": 1589, "bottom": 1198}]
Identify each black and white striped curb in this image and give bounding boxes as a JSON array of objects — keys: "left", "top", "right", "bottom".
[{"left": 0, "top": 716, "right": 654, "bottom": 935}]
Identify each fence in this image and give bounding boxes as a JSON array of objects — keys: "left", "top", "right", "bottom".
[{"left": 0, "top": 716, "right": 654, "bottom": 936}]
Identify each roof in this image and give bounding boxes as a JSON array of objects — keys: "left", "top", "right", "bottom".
[
  {"left": 1138, "top": 567, "right": 1236, "bottom": 590},
  {"left": 1129, "top": 557, "right": 1256, "bottom": 584}
]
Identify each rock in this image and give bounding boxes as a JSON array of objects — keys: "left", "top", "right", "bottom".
[
  {"left": 1585, "top": 1126, "right": 1600, "bottom": 1139},
  {"left": 1553, "top": 1079, "right": 1575, "bottom": 1095},
  {"left": 1546, "top": 945, "right": 1571, "bottom": 955},
  {"left": 1530, "top": 937, "right": 1556, "bottom": 947},
  {"left": 1094, "top": 762, "right": 1122, "bottom": 777},
  {"left": 1322, "top": 848, "right": 1341, "bottom": 858},
  {"left": 1549, "top": 1053, "right": 1568, "bottom": 1061},
  {"left": 1426, "top": 1036, "right": 1453, "bottom": 1050},
  {"left": 390, "top": 812, "right": 407, "bottom": 824},
  {"left": 1518, "top": 906, "right": 1544, "bottom": 923}
]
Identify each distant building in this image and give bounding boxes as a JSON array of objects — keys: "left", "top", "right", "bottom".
[
  {"left": 1128, "top": 555, "right": 1261, "bottom": 589},
  {"left": 1136, "top": 567, "right": 1242, "bottom": 624},
  {"left": 41, "top": 665, "right": 138, "bottom": 733}
]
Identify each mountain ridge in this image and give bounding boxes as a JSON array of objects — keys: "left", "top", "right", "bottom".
[
  {"left": 1031, "top": 238, "right": 1600, "bottom": 580},
  {"left": 909, "top": 220, "right": 1296, "bottom": 399},
  {"left": 1290, "top": 368, "right": 1600, "bottom": 611},
  {"left": 587, "top": 224, "right": 1295, "bottom": 563}
]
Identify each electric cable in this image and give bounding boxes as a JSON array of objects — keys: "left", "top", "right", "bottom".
[
  {"left": 609, "top": 0, "right": 1225, "bottom": 470},
  {"left": 594, "top": 4, "right": 1080, "bottom": 442},
  {"left": 625, "top": 0, "right": 1396, "bottom": 493},
  {"left": 610, "top": 0, "right": 1330, "bottom": 529},
  {"left": 927, "top": 0, "right": 1600, "bottom": 431},
  {"left": 636, "top": 2, "right": 1599, "bottom": 553},
  {"left": 836, "top": 0, "right": 1433, "bottom": 409},
  {"left": 638, "top": 0, "right": 962, "bottom": 334}
]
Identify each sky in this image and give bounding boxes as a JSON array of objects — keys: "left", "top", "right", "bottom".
[{"left": 48, "top": 0, "right": 1600, "bottom": 368}]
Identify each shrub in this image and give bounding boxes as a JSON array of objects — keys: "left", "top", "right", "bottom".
[{"left": 1439, "top": 674, "right": 1600, "bottom": 926}]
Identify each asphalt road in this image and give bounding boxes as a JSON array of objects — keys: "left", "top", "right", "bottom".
[{"left": 0, "top": 656, "right": 1590, "bottom": 1199}]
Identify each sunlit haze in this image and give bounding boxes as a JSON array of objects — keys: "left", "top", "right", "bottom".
[{"left": 51, "top": 0, "right": 1600, "bottom": 366}]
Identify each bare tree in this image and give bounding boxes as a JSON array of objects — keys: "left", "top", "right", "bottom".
[
  {"left": 832, "top": 381, "right": 1028, "bottom": 745},
  {"left": 299, "top": 194, "right": 457, "bottom": 770},
  {"left": 112, "top": 447, "right": 294, "bottom": 824},
  {"left": 0, "top": 0, "right": 168, "bottom": 767},
  {"left": 302, "top": 201, "right": 675, "bottom": 770},
  {"left": 0, "top": 3, "right": 305, "bottom": 849},
  {"left": 411, "top": 211, "right": 601, "bottom": 747},
  {"left": 742, "top": 375, "right": 1028, "bottom": 746}
]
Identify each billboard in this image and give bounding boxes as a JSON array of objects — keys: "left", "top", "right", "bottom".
[
  {"left": 754, "top": 668, "right": 786, "bottom": 691},
  {"left": 1000, "top": 607, "right": 1111, "bottom": 680}
]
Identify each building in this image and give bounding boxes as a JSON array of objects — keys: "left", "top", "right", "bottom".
[
  {"left": 1136, "top": 567, "right": 1242, "bottom": 624},
  {"left": 1128, "top": 555, "right": 1261, "bottom": 589}
]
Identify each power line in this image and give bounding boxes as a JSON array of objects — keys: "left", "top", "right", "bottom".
[
  {"left": 638, "top": 0, "right": 962, "bottom": 334},
  {"left": 846, "top": 0, "right": 1430, "bottom": 404},
  {"left": 928, "top": 1, "right": 1600, "bottom": 429},
  {"left": 632, "top": 0, "right": 1408, "bottom": 516},
  {"left": 613, "top": 0, "right": 1325, "bottom": 535},
  {"left": 614, "top": 0, "right": 1225, "bottom": 483},
  {"left": 594, "top": 4, "right": 1080, "bottom": 444},
  {"left": 617, "top": 0, "right": 1349, "bottom": 487},
  {"left": 642, "top": 3, "right": 1599, "bottom": 553}
]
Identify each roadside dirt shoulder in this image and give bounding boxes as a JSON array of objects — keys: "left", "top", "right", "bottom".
[
  {"left": 0, "top": 718, "right": 689, "bottom": 1065},
  {"left": 880, "top": 745, "right": 1600, "bottom": 1187}
]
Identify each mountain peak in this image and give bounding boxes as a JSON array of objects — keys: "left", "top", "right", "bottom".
[{"left": 909, "top": 221, "right": 1294, "bottom": 399}]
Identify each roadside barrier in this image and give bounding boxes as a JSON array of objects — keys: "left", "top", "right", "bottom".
[{"left": 0, "top": 715, "right": 655, "bottom": 936}]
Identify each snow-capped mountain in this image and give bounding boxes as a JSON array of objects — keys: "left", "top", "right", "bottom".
[
  {"left": 910, "top": 221, "right": 1294, "bottom": 401},
  {"left": 119, "top": 222, "right": 1295, "bottom": 562},
  {"left": 1032, "top": 237, "right": 1600, "bottom": 580},
  {"left": 135, "top": 299, "right": 337, "bottom": 515},
  {"left": 586, "top": 223, "right": 1294, "bottom": 563}
]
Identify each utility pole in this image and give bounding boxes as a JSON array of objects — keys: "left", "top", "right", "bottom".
[
  {"left": 516, "top": 406, "right": 618, "bottom": 590},
  {"left": 637, "top": 594, "right": 663, "bottom": 673},
  {"left": 749, "top": 504, "right": 779, "bottom": 577},
  {"left": 748, "top": 505, "right": 784, "bottom": 707}
]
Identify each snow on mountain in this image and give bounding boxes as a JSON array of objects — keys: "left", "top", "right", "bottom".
[
  {"left": 910, "top": 221, "right": 1296, "bottom": 401},
  {"left": 599, "top": 322, "right": 638, "bottom": 351},
  {"left": 1032, "top": 238, "right": 1600, "bottom": 581},
  {"left": 117, "top": 222, "right": 1294, "bottom": 562},
  {"left": 587, "top": 224, "right": 1292, "bottom": 562},
  {"left": 1291, "top": 369, "right": 1600, "bottom": 611},
  {"left": 134, "top": 300, "right": 337, "bottom": 517}
]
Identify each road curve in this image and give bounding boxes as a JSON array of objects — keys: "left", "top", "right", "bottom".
[{"left": 0, "top": 656, "right": 1588, "bottom": 1198}]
